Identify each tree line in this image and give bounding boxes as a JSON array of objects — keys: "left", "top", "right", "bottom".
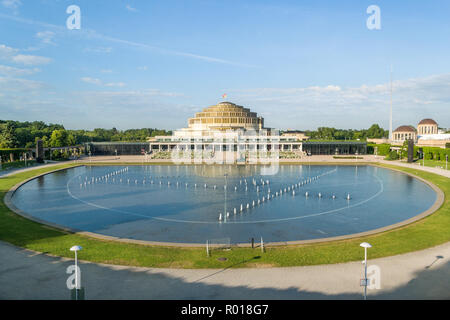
[
  {"left": 1, "top": 120, "right": 388, "bottom": 149},
  {"left": 0, "top": 120, "right": 172, "bottom": 148},
  {"left": 304, "top": 124, "right": 388, "bottom": 140}
]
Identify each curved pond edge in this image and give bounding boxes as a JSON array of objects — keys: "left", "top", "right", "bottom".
[{"left": 4, "top": 163, "right": 445, "bottom": 248}]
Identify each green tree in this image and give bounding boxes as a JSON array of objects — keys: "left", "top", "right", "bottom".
[
  {"left": 0, "top": 123, "right": 19, "bottom": 148},
  {"left": 49, "top": 129, "right": 68, "bottom": 147},
  {"left": 366, "top": 124, "right": 387, "bottom": 139},
  {"left": 400, "top": 140, "right": 409, "bottom": 159},
  {"left": 386, "top": 150, "right": 399, "bottom": 160},
  {"left": 67, "top": 134, "right": 76, "bottom": 146}
]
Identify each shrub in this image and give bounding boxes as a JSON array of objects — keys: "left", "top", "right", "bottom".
[
  {"left": 51, "top": 150, "right": 61, "bottom": 160},
  {"left": 376, "top": 144, "right": 391, "bottom": 156},
  {"left": 385, "top": 150, "right": 399, "bottom": 160},
  {"left": 424, "top": 152, "right": 433, "bottom": 160},
  {"left": 0, "top": 148, "right": 29, "bottom": 163}
]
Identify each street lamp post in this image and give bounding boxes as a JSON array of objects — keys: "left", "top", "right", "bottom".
[
  {"left": 360, "top": 242, "right": 372, "bottom": 300},
  {"left": 70, "top": 245, "right": 82, "bottom": 300}
]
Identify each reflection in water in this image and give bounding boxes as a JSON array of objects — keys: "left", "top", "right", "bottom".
[
  {"left": 405, "top": 175, "right": 414, "bottom": 192},
  {"left": 192, "top": 165, "right": 272, "bottom": 178},
  {"left": 37, "top": 176, "right": 45, "bottom": 188}
]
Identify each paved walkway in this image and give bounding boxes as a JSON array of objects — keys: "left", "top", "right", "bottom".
[
  {"left": 0, "top": 161, "right": 73, "bottom": 178},
  {"left": 0, "top": 240, "right": 449, "bottom": 299},
  {"left": 1, "top": 156, "right": 449, "bottom": 299},
  {"left": 8, "top": 155, "right": 445, "bottom": 178},
  {"left": 376, "top": 159, "right": 450, "bottom": 178}
]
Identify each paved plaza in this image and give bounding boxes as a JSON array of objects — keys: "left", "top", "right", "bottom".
[{"left": 0, "top": 239, "right": 449, "bottom": 299}]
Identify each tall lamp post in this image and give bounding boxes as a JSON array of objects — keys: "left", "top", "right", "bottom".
[
  {"left": 70, "top": 245, "right": 82, "bottom": 300},
  {"left": 360, "top": 242, "right": 372, "bottom": 300}
]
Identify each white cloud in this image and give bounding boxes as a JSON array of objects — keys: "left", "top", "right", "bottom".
[
  {"left": 11, "top": 54, "right": 52, "bottom": 65},
  {"left": 36, "top": 31, "right": 56, "bottom": 45},
  {"left": 105, "top": 82, "right": 126, "bottom": 87},
  {"left": 229, "top": 74, "right": 450, "bottom": 107},
  {"left": 0, "top": 44, "right": 18, "bottom": 58},
  {"left": 78, "top": 89, "right": 185, "bottom": 108},
  {"left": 126, "top": 5, "right": 137, "bottom": 12},
  {"left": 0, "top": 76, "right": 46, "bottom": 91},
  {"left": 1, "top": 0, "right": 21, "bottom": 9},
  {"left": 226, "top": 73, "right": 450, "bottom": 129},
  {"left": 0, "top": 64, "right": 40, "bottom": 76},
  {"left": 83, "top": 47, "right": 113, "bottom": 54},
  {"left": 81, "top": 77, "right": 126, "bottom": 87},
  {"left": 0, "top": 43, "right": 52, "bottom": 66},
  {"left": 72, "top": 89, "right": 189, "bottom": 128},
  {"left": 0, "top": 13, "right": 257, "bottom": 68},
  {"left": 81, "top": 77, "right": 103, "bottom": 86}
]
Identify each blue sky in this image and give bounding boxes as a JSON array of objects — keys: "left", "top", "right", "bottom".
[{"left": 0, "top": 0, "right": 449, "bottom": 131}]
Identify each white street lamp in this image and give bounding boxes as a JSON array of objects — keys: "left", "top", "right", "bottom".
[
  {"left": 360, "top": 242, "right": 372, "bottom": 300},
  {"left": 70, "top": 245, "right": 82, "bottom": 300}
]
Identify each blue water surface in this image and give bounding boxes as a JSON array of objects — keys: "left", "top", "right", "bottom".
[{"left": 11, "top": 165, "right": 437, "bottom": 244}]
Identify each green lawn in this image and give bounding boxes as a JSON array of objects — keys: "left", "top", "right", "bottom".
[
  {"left": 412, "top": 159, "right": 449, "bottom": 170},
  {"left": 0, "top": 162, "right": 449, "bottom": 268}
]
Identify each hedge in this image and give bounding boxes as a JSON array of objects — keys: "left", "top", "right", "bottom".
[
  {"left": 420, "top": 146, "right": 450, "bottom": 161},
  {"left": 0, "top": 148, "right": 30, "bottom": 162}
]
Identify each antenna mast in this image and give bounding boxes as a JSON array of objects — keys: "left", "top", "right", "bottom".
[{"left": 389, "top": 65, "right": 393, "bottom": 140}]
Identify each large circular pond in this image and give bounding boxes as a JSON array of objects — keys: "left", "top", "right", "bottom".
[{"left": 11, "top": 165, "right": 437, "bottom": 244}]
